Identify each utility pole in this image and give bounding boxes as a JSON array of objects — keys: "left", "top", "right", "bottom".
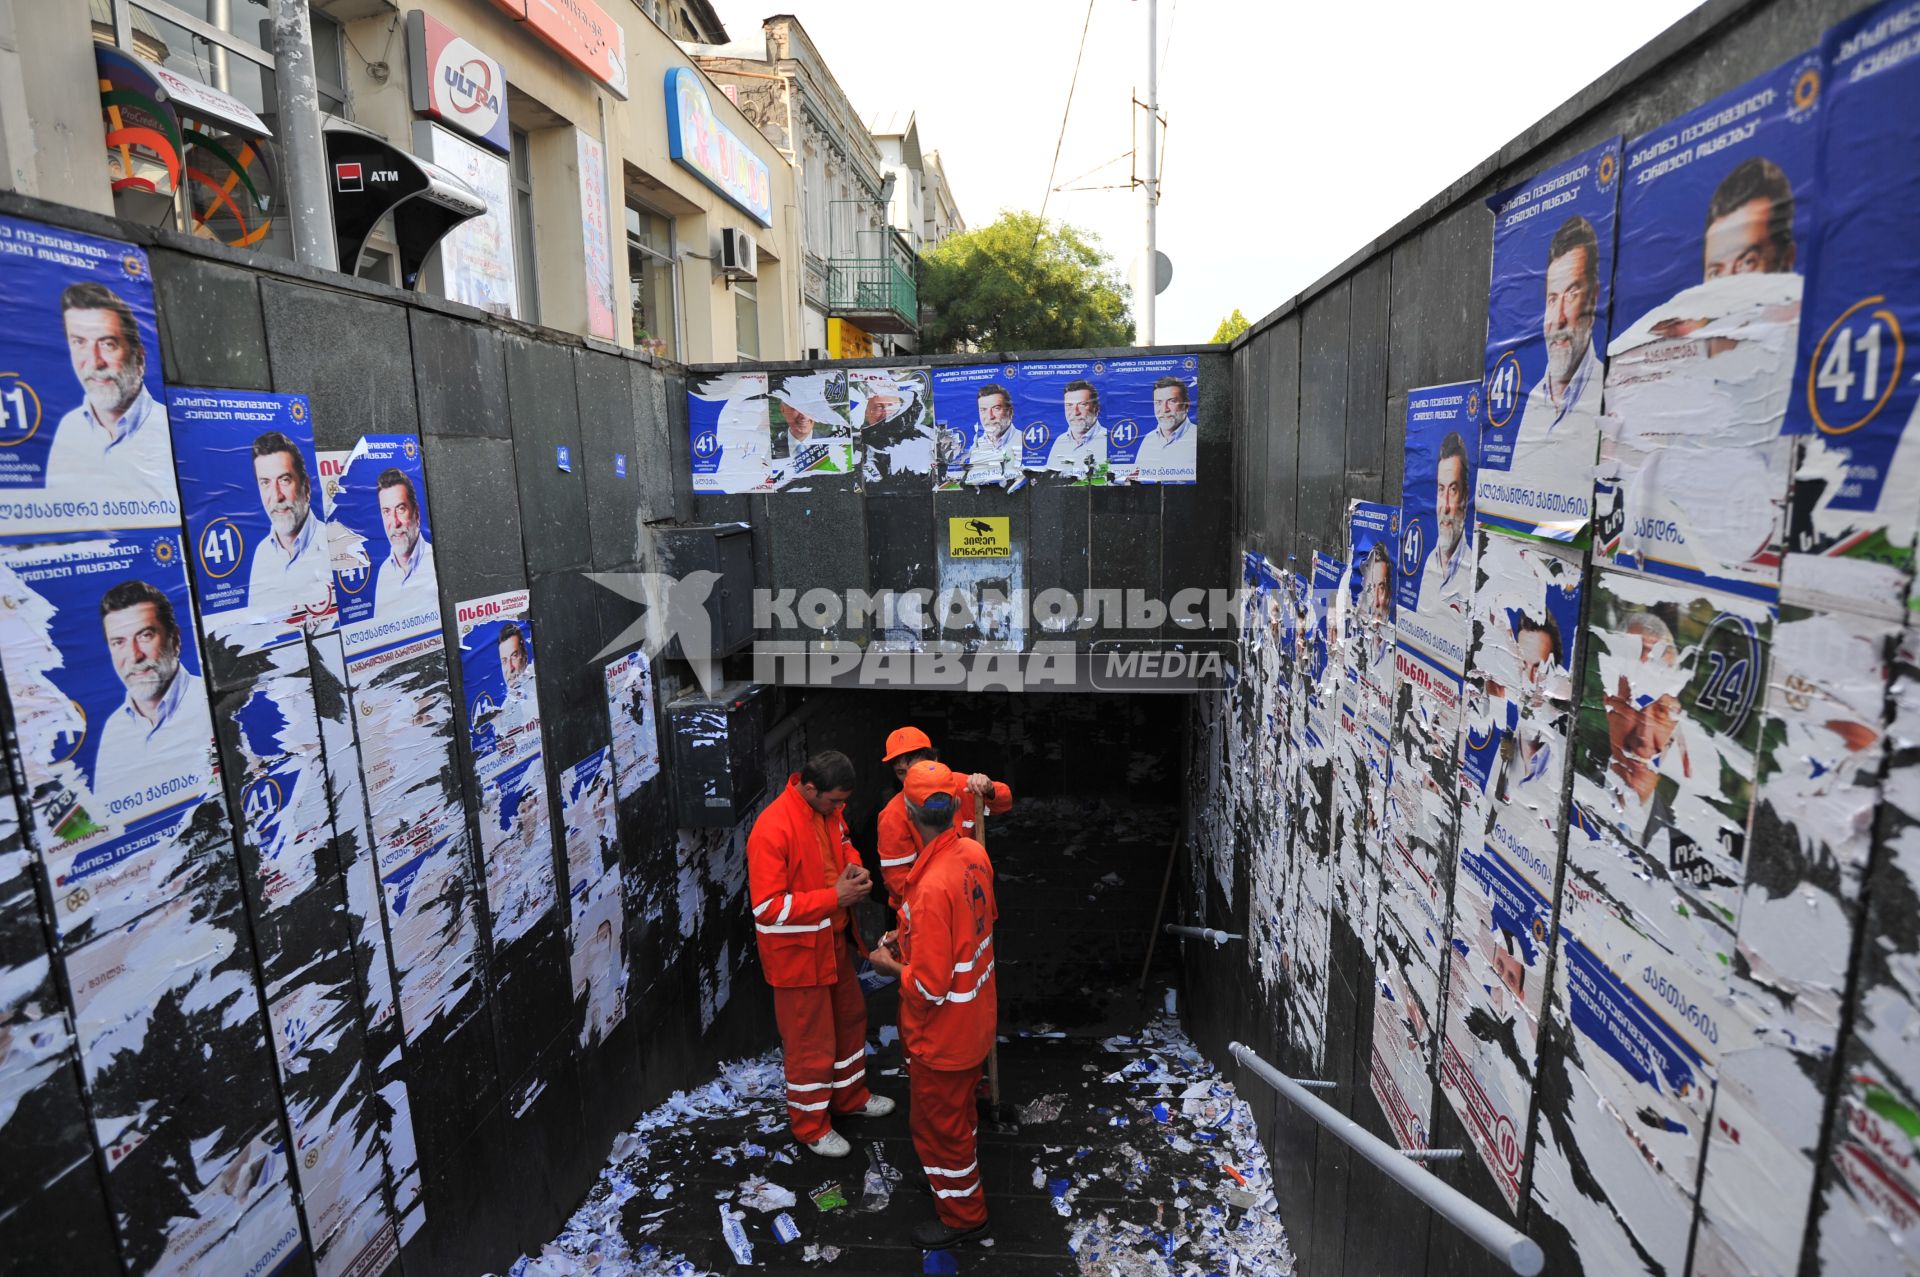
[
  {"left": 1143, "top": 0, "right": 1158, "bottom": 347},
  {"left": 271, "top": 0, "right": 337, "bottom": 270}
]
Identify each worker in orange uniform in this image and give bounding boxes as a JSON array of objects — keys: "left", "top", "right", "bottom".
[
  {"left": 866, "top": 761, "right": 997, "bottom": 1250},
  {"left": 747, "top": 750, "right": 895, "bottom": 1157},
  {"left": 876, "top": 726, "right": 1010, "bottom": 906}
]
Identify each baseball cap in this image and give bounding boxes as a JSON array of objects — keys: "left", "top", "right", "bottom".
[
  {"left": 882, "top": 725, "right": 934, "bottom": 763},
  {"left": 902, "top": 760, "right": 960, "bottom": 809}
]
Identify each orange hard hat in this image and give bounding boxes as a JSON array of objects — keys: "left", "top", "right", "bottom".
[
  {"left": 902, "top": 760, "right": 960, "bottom": 808},
  {"left": 882, "top": 725, "right": 934, "bottom": 763}
]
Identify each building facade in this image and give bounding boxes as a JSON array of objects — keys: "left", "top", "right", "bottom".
[
  {"left": 689, "top": 14, "right": 922, "bottom": 359},
  {"left": 4, "top": 0, "right": 803, "bottom": 363}
]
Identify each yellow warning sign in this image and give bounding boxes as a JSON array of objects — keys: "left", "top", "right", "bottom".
[{"left": 948, "top": 515, "right": 1011, "bottom": 559}]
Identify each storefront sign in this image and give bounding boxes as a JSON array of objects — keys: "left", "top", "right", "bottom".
[
  {"left": 407, "top": 10, "right": 510, "bottom": 154},
  {"left": 664, "top": 67, "right": 773, "bottom": 227},
  {"left": 827, "top": 318, "right": 872, "bottom": 359},
  {"left": 490, "top": 0, "right": 629, "bottom": 100}
]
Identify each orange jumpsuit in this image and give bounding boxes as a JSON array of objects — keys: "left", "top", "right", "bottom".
[
  {"left": 746, "top": 774, "right": 873, "bottom": 1140},
  {"left": 876, "top": 781, "right": 1010, "bottom": 906},
  {"left": 896, "top": 828, "right": 998, "bottom": 1229}
]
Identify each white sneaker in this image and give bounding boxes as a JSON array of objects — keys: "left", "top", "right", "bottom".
[
  {"left": 858, "top": 1094, "right": 896, "bottom": 1118},
  {"left": 806, "top": 1130, "right": 852, "bottom": 1158}
]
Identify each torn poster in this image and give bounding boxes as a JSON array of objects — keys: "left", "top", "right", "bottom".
[
  {"left": 1440, "top": 528, "right": 1582, "bottom": 1209},
  {"left": 262, "top": 962, "right": 398, "bottom": 1277},
  {"left": 326, "top": 435, "right": 441, "bottom": 656},
  {"left": 1018, "top": 358, "right": 1110, "bottom": 485},
  {"left": 457, "top": 590, "right": 557, "bottom": 949},
  {"left": 562, "top": 748, "right": 625, "bottom": 1046},
  {"left": 688, "top": 369, "right": 772, "bottom": 494},
  {"left": 1478, "top": 135, "right": 1622, "bottom": 544},
  {"left": 62, "top": 880, "right": 298, "bottom": 1277},
  {"left": 848, "top": 366, "right": 935, "bottom": 492},
  {"left": 344, "top": 632, "right": 482, "bottom": 1045},
  {"left": 309, "top": 633, "right": 423, "bottom": 1240},
  {"left": 605, "top": 647, "right": 661, "bottom": 800},
  {"left": 767, "top": 368, "right": 858, "bottom": 492},
  {"left": 932, "top": 363, "right": 1025, "bottom": 491},
  {"left": 1693, "top": 601, "right": 1893, "bottom": 1274},
  {"left": 0, "top": 531, "right": 226, "bottom": 944},
  {"left": 1596, "top": 52, "right": 1822, "bottom": 599},
  {"left": 0, "top": 212, "right": 180, "bottom": 539},
  {"left": 1568, "top": 566, "right": 1773, "bottom": 956},
  {"left": 1817, "top": 618, "right": 1920, "bottom": 1271},
  {"left": 1781, "top": 2, "right": 1920, "bottom": 617},
  {"left": 167, "top": 388, "right": 335, "bottom": 671},
  {"left": 1103, "top": 354, "right": 1201, "bottom": 485}
]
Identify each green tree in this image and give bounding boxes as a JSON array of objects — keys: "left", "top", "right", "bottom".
[
  {"left": 1211, "top": 308, "right": 1252, "bottom": 343},
  {"left": 917, "top": 211, "right": 1134, "bottom": 352}
]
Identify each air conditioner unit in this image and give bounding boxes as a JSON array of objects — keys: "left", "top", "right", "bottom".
[{"left": 720, "top": 228, "right": 758, "bottom": 281}]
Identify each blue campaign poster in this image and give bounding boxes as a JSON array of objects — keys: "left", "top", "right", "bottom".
[
  {"left": 1346, "top": 500, "right": 1398, "bottom": 680},
  {"left": 0, "top": 213, "right": 180, "bottom": 538},
  {"left": 931, "top": 363, "right": 1023, "bottom": 490},
  {"left": 1397, "top": 382, "right": 1480, "bottom": 645},
  {"left": 169, "top": 389, "right": 334, "bottom": 660},
  {"left": 455, "top": 588, "right": 556, "bottom": 948},
  {"left": 688, "top": 370, "right": 771, "bottom": 494},
  {"left": 1478, "top": 137, "right": 1622, "bottom": 545},
  {"left": 1104, "top": 354, "right": 1200, "bottom": 485},
  {"left": 328, "top": 435, "right": 440, "bottom": 655},
  {"left": 1599, "top": 53, "right": 1824, "bottom": 598},
  {"left": 767, "top": 368, "right": 857, "bottom": 491},
  {"left": 1016, "top": 358, "right": 1109, "bottom": 483},
  {"left": 0, "top": 529, "right": 218, "bottom": 920},
  {"left": 1781, "top": 1, "right": 1920, "bottom": 616}
]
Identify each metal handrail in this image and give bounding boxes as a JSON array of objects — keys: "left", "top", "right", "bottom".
[
  {"left": 1165, "top": 923, "right": 1242, "bottom": 945},
  {"left": 1228, "top": 1041, "right": 1544, "bottom": 1277}
]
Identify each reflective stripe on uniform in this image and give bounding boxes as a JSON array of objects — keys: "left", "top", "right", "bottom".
[
  {"left": 943, "top": 961, "right": 996, "bottom": 1002},
  {"left": 924, "top": 1161, "right": 978, "bottom": 1178},
  {"left": 834, "top": 1050, "right": 865, "bottom": 1070},
  {"left": 758, "top": 919, "right": 831, "bottom": 934}
]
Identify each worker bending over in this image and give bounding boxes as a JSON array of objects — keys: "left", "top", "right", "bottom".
[
  {"left": 746, "top": 751, "right": 895, "bottom": 1157},
  {"left": 876, "top": 725, "right": 1010, "bottom": 905},
  {"left": 867, "top": 761, "right": 998, "bottom": 1250}
]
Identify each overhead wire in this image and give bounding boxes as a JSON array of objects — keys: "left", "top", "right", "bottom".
[{"left": 1036, "top": 0, "right": 1098, "bottom": 233}]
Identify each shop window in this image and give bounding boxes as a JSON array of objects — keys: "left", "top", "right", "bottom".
[
  {"left": 625, "top": 202, "right": 679, "bottom": 360},
  {"left": 511, "top": 127, "right": 540, "bottom": 325},
  {"left": 734, "top": 279, "right": 760, "bottom": 361}
]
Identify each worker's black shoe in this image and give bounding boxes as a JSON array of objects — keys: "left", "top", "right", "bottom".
[{"left": 912, "top": 1218, "right": 988, "bottom": 1250}]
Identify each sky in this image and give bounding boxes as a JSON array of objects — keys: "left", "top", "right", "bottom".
[{"left": 704, "top": 0, "right": 1708, "bottom": 344}]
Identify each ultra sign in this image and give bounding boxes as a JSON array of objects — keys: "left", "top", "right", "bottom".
[{"left": 407, "top": 10, "right": 510, "bottom": 154}]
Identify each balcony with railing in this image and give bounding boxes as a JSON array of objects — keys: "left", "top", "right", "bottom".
[{"left": 825, "top": 227, "right": 918, "bottom": 335}]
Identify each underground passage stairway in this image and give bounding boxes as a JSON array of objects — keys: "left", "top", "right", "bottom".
[{"left": 501, "top": 799, "right": 1295, "bottom": 1276}]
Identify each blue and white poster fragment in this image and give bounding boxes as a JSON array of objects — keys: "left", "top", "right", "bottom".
[
  {"left": 932, "top": 364, "right": 1024, "bottom": 491},
  {"left": 169, "top": 389, "right": 334, "bottom": 662},
  {"left": 1397, "top": 381, "right": 1480, "bottom": 661},
  {"left": 1330, "top": 501, "right": 1395, "bottom": 941},
  {"left": 767, "top": 368, "right": 857, "bottom": 492},
  {"left": 605, "top": 647, "right": 661, "bottom": 801},
  {"left": 688, "top": 370, "right": 771, "bottom": 494},
  {"left": 0, "top": 213, "right": 180, "bottom": 538},
  {"left": 1018, "top": 358, "right": 1110, "bottom": 484},
  {"left": 0, "top": 530, "right": 224, "bottom": 942},
  {"left": 1782, "top": 4, "right": 1920, "bottom": 617},
  {"left": 849, "top": 366, "right": 934, "bottom": 492},
  {"left": 1105, "top": 354, "right": 1200, "bottom": 485},
  {"left": 1478, "top": 137, "right": 1622, "bottom": 544},
  {"left": 457, "top": 590, "right": 556, "bottom": 949},
  {"left": 63, "top": 885, "right": 302, "bottom": 1277},
  {"left": 562, "top": 748, "right": 624, "bottom": 1047},
  {"left": 326, "top": 435, "right": 440, "bottom": 656},
  {"left": 1440, "top": 529, "right": 1582, "bottom": 1210},
  {"left": 1598, "top": 54, "right": 1822, "bottom": 598}
]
